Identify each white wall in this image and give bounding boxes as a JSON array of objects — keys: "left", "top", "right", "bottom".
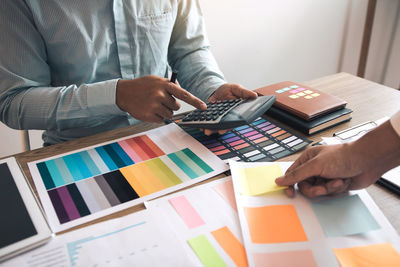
[{"left": 1, "top": 0, "right": 399, "bottom": 158}]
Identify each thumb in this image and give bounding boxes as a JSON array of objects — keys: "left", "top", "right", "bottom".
[{"left": 275, "top": 159, "right": 320, "bottom": 186}]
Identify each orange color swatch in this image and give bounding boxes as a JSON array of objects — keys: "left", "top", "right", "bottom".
[
  {"left": 211, "top": 226, "right": 248, "bottom": 267},
  {"left": 333, "top": 243, "right": 400, "bottom": 266},
  {"left": 244, "top": 205, "right": 307, "bottom": 243}
]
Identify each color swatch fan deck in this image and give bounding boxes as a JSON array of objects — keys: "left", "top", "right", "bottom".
[{"left": 28, "top": 124, "right": 228, "bottom": 232}]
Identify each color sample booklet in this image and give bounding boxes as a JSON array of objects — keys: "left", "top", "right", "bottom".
[
  {"left": 229, "top": 161, "right": 400, "bottom": 267},
  {"left": 28, "top": 123, "right": 228, "bottom": 232},
  {"left": 255, "top": 81, "right": 347, "bottom": 120},
  {"left": 182, "top": 117, "right": 311, "bottom": 163}
]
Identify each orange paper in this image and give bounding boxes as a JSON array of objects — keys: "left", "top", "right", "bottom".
[
  {"left": 333, "top": 243, "right": 400, "bottom": 266},
  {"left": 211, "top": 226, "right": 248, "bottom": 267},
  {"left": 244, "top": 205, "right": 307, "bottom": 243}
]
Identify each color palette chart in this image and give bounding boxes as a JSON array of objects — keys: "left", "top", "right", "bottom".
[
  {"left": 146, "top": 176, "right": 247, "bottom": 267},
  {"left": 182, "top": 117, "right": 311, "bottom": 163},
  {"left": 28, "top": 124, "right": 228, "bottom": 232},
  {"left": 230, "top": 161, "right": 400, "bottom": 267}
]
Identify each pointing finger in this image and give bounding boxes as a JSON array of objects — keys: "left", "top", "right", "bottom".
[{"left": 166, "top": 83, "right": 206, "bottom": 110}]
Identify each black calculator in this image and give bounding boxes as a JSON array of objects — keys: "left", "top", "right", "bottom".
[{"left": 178, "top": 95, "right": 276, "bottom": 129}]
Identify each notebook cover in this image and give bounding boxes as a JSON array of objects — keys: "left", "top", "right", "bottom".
[
  {"left": 255, "top": 81, "right": 347, "bottom": 120},
  {"left": 266, "top": 106, "right": 353, "bottom": 135}
]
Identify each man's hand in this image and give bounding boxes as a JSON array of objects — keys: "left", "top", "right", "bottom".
[
  {"left": 275, "top": 120, "right": 400, "bottom": 198},
  {"left": 203, "top": 83, "right": 258, "bottom": 135},
  {"left": 116, "top": 75, "right": 206, "bottom": 123}
]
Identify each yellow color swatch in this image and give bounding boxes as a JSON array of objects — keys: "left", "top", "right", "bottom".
[
  {"left": 237, "top": 164, "right": 286, "bottom": 196},
  {"left": 333, "top": 243, "right": 400, "bottom": 266}
]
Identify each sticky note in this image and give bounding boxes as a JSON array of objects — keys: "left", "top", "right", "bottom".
[
  {"left": 310, "top": 194, "right": 380, "bottom": 237},
  {"left": 253, "top": 250, "right": 318, "bottom": 267},
  {"left": 211, "top": 226, "right": 248, "bottom": 267},
  {"left": 188, "top": 235, "right": 227, "bottom": 267},
  {"left": 237, "top": 164, "right": 286, "bottom": 196},
  {"left": 333, "top": 243, "right": 400, "bottom": 266},
  {"left": 244, "top": 205, "right": 307, "bottom": 243}
]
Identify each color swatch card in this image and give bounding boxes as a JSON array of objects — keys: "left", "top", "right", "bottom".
[
  {"left": 28, "top": 124, "right": 228, "bottom": 232},
  {"left": 182, "top": 117, "right": 311, "bottom": 163},
  {"left": 229, "top": 161, "right": 400, "bottom": 267},
  {"left": 145, "top": 176, "right": 247, "bottom": 267}
]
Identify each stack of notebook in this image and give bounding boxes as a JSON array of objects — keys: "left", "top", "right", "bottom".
[{"left": 255, "top": 81, "right": 352, "bottom": 135}]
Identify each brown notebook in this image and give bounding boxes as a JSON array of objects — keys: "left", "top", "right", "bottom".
[{"left": 255, "top": 81, "right": 347, "bottom": 120}]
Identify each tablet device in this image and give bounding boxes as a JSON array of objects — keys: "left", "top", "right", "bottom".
[{"left": 0, "top": 157, "right": 52, "bottom": 262}]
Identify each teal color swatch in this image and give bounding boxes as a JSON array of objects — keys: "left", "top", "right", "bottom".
[{"left": 311, "top": 194, "right": 380, "bottom": 237}]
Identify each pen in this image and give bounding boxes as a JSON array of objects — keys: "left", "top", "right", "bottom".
[
  {"left": 170, "top": 71, "right": 178, "bottom": 83},
  {"left": 164, "top": 71, "right": 178, "bottom": 124}
]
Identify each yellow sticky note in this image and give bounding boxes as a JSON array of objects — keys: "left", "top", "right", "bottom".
[{"left": 237, "top": 164, "right": 287, "bottom": 196}]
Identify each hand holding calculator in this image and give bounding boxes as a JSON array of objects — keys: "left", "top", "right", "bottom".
[{"left": 178, "top": 95, "right": 276, "bottom": 129}]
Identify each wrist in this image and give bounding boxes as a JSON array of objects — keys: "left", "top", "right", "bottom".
[{"left": 349, "top": 120, "right": 400, "bottom": 175}]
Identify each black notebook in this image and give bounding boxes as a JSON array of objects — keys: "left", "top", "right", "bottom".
[{"left": 266, "top": 107, "right": 353, "bottom": 135}]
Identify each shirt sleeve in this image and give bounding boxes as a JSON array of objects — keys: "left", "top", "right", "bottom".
[
  {"left": 0, "top": 1, "right": 125, "bottom": 132},
  {"left": 167, "top": 0, "right": 226, "bottom": 101},
  {"left": 390, "top": 110, "right": 400, "bottom": 137}
]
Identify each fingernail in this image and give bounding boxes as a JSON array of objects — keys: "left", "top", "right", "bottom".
[
  {"left": 315, "top": 188, "right": 325, "bottom": 196},
  {"left": 275, "top": 177, "right": 283, "bottom": 184}
]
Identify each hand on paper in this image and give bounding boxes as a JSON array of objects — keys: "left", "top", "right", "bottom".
[
  {"left": 275, "top": 120, "right": 400, "bottom": 198},
  {"left": 202, "top": 83, "right": 258, "bottom": 136},
  {"left": 116, "top": 75, "right": 206, "bottom": 123}
]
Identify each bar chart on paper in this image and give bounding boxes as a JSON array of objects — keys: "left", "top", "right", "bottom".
[{"left": 28, "top": 124, "right": 227, "bottom": 232}]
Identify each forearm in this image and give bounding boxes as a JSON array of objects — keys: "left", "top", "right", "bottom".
[
  {"left": 0, "top": 80, "right": 125, "bottom": 131},
  {"left": 349, "top": 119, "right": 400, "bottom": 176}
]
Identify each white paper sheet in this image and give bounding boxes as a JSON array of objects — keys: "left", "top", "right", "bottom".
[{"left": 2, "top": 209, "right": 197, "bottom": 267}]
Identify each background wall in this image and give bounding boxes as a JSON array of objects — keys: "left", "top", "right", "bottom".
[{"left": 1, "top": 0, "right": 399, "bottom": 158}]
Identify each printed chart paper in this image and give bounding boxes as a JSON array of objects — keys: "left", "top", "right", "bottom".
[
  {"left": 2, "top": 210, "right": 198, "bottom": 267},
  {"left": 229, "top": 160, "right": 400, "bottom": 267},
  {"left": 28, "top": 124, "right": 228, "bottom": 232},
  {"left": 145, "top": 176, "right": 247, "bottom": 267}
]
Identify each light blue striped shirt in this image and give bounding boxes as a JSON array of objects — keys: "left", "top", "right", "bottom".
[{"left": 0, "top": 0, "right": 226, "bottom": 145}]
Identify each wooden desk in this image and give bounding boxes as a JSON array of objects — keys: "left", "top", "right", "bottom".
[{"left": 14, "top": 72, "right": 400, "bottom": 234}]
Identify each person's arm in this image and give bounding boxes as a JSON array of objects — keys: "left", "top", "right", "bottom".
[
  {"left": 0, "top": 1, "right": 125, "bottom": 132},
  {"left": 275, "top": 111, "right": 400, "bottom": 198}
]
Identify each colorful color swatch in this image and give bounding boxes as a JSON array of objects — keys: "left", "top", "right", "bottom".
[
  {"left": 36, "top": 134, "right": 213, "bottom": 225},
  {"left": 253, "top": 250, "right": 318, "bottom": 267},
  {"left": 211, "top": 226, "right": 248, "bottom": 267},
  {"left": 188, "top": 235, "right": 227, "bottom": 267},
  {"left": 236, "top": 164, "right": 286, "bottom": 195},
  {"left": 169, "top": 195, "right": 205, "bottom": 229},
  {"left": 244, "top": 205, "right": 307, "bottom": 243},
  {"left": 311, "top": 194, "right": 380, "bottom": 237},
  {"left": 182, "top": 117, "right": 310, "bottom": 162},
  {"left": 333, "top": 243, "right": 400, "bottom": 266},
  {"left": 37, "top": 135, "right": 165, "bottom": 190},
  {"left": 212, "top": 179, "right": 238, "bottom": 211},
  {"left": 275, "top": 84, "right": 321, "bottom": 100}
]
